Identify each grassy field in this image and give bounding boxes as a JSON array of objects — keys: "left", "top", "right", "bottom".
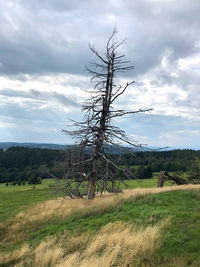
[
  {"left": 0, "top": 180, "right": 200, "bottom": 266},
  {"left": 0, "top": 179, "right": 56, "bottom": 222},
  {"left": 0, "top": 177, "right": 173, "bottom": 223}
]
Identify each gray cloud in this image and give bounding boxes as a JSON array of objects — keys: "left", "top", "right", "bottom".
[
  {"left": 0, "top": 88, "right": 79, "bottom": 108},
  {"left": 118, "top": 113, "right": 200, "bottom": 148},
  {"left": 0, "top": 0, "right": 199, "bottom": 76},
  {"left": 0, "top": 0, "right": 200, "bottom": 147},
  {"left": 53, "top": 92, "right": 79, "bottom": 107},
  {"left": 0, "top": 88, "right": 30, "bottom": 98}
]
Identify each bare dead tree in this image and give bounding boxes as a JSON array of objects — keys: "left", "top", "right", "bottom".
[{"left": 61, "top": 29, "right": 152, "bottom": 199}]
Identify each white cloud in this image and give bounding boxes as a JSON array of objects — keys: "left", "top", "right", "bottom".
[
  {"left": 178, "top": 53, "right": 200, "bottom": 71},
  {"left": 0, "top": 0, "right": 200, "bottom": 147}
]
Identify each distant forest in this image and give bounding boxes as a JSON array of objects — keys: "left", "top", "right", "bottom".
[{"left": 0, "top": 146, "right": 200, "bottom": 184}]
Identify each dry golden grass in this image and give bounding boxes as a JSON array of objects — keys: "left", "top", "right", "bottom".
[
  {"left": 62, "top": 232, "right": 91, "bottom": 254},
  {"left": 34, "top": 237, "right": 64, "bottom": 267},
  {"left": 4, "top": 220, "right": 166, "bottom": 267},
  {"left": 10, "top": 184, "right": 200, "bottom": 233},
  {"left": 0, "top": 244, "right": 29, "bottom": 266},
  {"left": 1, "top": 184, "right": 200, "bottom": 266},
  {"left": 78, "top": 222, "right": 161, "bottom": 267}
]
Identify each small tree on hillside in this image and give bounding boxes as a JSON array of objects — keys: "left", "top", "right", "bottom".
[
  {"left": 61, "top": 29, "right": 152, "bottom": 199},
  {"left": 189, "top": 157, "right": 200, "bottom": 183}
]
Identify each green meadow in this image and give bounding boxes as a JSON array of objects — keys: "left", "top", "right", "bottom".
[
  {"left": 0, "top": 179, "right": 200, "bottom": 266},
  {"left": 0, "top": 177, "right": 173, "bottom": 222}
]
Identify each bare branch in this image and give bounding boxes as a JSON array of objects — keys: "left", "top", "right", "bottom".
[{"left": 111, "top": 81, "right": 135, "bottom": 103}]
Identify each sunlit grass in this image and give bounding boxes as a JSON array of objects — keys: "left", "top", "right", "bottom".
[
  {"left": 0, "top": 177, "right": 171, "bottom": 223},
  {"left": 125, "top": 176, "right": 174, "bottom": 188},
  {"left": 0, "top": 185, "right": 200, "bottom": 266},
  {"left": 0, "top": 179, "right": 57, "bottom": 222},
  {"left": 1, "top": 178, "right": 200, "bottom": 266},
  {"left": 1, "top": 220, "right": 165, "bottom": 267},
  {"left": 11, "top": 184, "right": 200, "bottom": 229},
  {"left": 0, "top": 178, "right": 55, "bottom": 193}
]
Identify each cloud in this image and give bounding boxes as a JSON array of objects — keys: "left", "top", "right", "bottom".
[
  {"left": 158, "top": 129, "right": 200, "bottom": 148},
  {"left": 0, "top": 0, "right": 200, "bottom": 147},
  {"left": 0, "top": 0, "right": 199, "bottom": 76},
  {"left": 0, "top": 100, "right": 74, "bottom": 143},
  {"left": 52, "top": 92, "right": 79, "bottom": 107}
]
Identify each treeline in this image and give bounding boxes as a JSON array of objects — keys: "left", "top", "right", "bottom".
[
  {"left": 0, "top": 147, "right": 67, "bottom": 184},
  {"left": 122, "top": 149, "right": 200, "bottom": 175},
  {"left": 0, "top": 147, "right": 200, "bottom": 184}
]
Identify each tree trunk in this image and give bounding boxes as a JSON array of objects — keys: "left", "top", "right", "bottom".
[
  {"left": 157, "top": 171, "right": 165, "bottom": 187},
  {"left": 87, "top": 179, "right": 96, "bottom": 199},
  {"left": 87, "top": 157, "right": 98, "bottom": 199}
]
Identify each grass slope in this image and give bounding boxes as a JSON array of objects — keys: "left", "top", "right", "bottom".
[
  {"left": 0, "top": 184, "right": 200, "bottom": 266},
  {"left": 0, "top": 179, "right": 56, "bottom": 222},
  {"left": 0, "top": 177, "right": 172, "bottom": 223}
]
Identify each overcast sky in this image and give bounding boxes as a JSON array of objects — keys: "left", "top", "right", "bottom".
[{"left": 0, "top": 0, "right": 200, "bottom": 149}]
